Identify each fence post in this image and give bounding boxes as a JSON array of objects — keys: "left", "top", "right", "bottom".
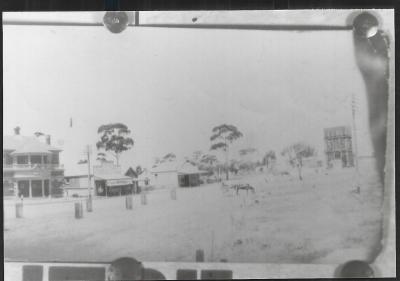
[
  {"left": 196, "top": 249, "right": 204, "bottom": 262},
  {"left": 75, "top": 202, "right": 83, "bottom": 219},
  {"left": 141, "top": 192, "right": 147, "bottom": 205},
  {"left": 16, "top": 202, "right": 23, "bottom": 218},
  {"left": 126, "top": 195, "right": 133, "bottom": 210},
  {"left": 86, "top": 196, "right": 93, "bottom": 212},
  {"left": 170, "top": 188, "right": 177, "bottom": 200}
]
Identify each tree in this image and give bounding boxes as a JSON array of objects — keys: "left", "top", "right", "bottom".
[
  {"left": 201, "top": 154, "right": 218, "bottom": 166},
  {"left": 96, "top": 123, "right": 134, "bottom": 166},
  {"left": 34, "top": 131, "right": 45, "bottom": 137},
  {"left": 238, "top": 148, "right": 258, "bottom": 173},
  {"left": 192, "top": 150, "right": 203, "bottom": 163},
  {"left": 136, "top": 165, "right": 143, "bottom": 175},
  {"left": 162, "top": 153, "right": 176, "bottom": 162},
  {"left": 239, "top": 147, "right": 257, "bottom": 156},
  {"left": 210, "top": 124, "right": 243, "bottom": 180},
  {"left": 281, "top": 142, "right": 316, "bottom": 180},
  {"left": 200, "top": 154, "right": 218, "bottom": 175},
  {"left": 263, "top": 150, "right": 276, "bottom": 168},
  {"left": 96, "top": 152, "right": 109, "bottom": 163}
]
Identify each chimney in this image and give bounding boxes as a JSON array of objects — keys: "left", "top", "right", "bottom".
[
  {"left": 46, "top": 135, "right": 51, "bottom": 145},
  {"left": 14, "top": 126, "right": 20, "bottom": 135}
]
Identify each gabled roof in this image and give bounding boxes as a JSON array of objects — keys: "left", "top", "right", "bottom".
[
  {"left": 3, "top": 135, "right": 62, "bottom": 154},
  {"left": 125, "top": 167, "right": 138, "bottom": 178},
  {"left": 177, "top": 161, "right": 203, "bottom": 175},
  {"left": 151, "top": 160, "right": 179, "bottom": 173},
  {"left": 151, "top": 160, "right": 204, "bottom": 175}
]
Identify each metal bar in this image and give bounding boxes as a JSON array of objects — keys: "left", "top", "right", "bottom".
[
  {"left": 2, "top": 21, "right": 104, "bottom": 26},
  {"left": 137, "top": 23, "right": 353, "bottom": 31},
  {"left": 3, "top": 20, "right": 352, "bottom": 31}
]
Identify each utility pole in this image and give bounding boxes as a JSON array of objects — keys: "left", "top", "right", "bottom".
[
  {"left": 84, "top": 145, "right": 93, "bottom": 198},
  {"left": 352, "top": 93, "right": 360, "bottom": 188}
]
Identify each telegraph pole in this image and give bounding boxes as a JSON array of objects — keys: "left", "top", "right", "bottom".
[
  {"left": 84, "top": 145, "right": 92, "bottom": 198},
  {"left": 351, "top": 93, "right": 360, "bottom": 188}
]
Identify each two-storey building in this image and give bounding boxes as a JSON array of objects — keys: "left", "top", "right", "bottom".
[{"left": 3, "top": 128, "right": 65, "bottom": 198}]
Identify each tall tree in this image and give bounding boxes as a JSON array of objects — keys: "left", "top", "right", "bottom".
[
  {"left": 210, "top": 124, "right": 243, "bottom": 180},
  {"left": 281, "top": 142, "right": 316, "bottom": 180},
  {"left": 96, "top": 123, "right": 134, "bottom": 166}
]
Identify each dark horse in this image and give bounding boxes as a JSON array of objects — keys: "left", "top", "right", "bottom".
[{"left": 231, "top": 184, "right": 255, "bottom": 195}]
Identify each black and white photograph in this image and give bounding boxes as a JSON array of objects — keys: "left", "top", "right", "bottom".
[{"left": 3, "top": 8, "right": 395, "bottom": 280}]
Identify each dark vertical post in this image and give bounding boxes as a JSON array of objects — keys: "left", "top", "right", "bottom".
[
  {"left": 16, "top": 202, "right": 23, "bottom": 218},
  {"left": 170, "top": 188, "right": 177, "bottom": 200},
  {"left": 86, "top": 196, "right": 93, "bottom": 212},
  {"left": 195, "top": 249, "right": 204, "bottom": 262},
  {"left": 126, "top": 195, "right": 133, "bottom": 210},
  {"left": 141, "top": 192, "right": 147, "bottom": 205},
  {"left": 75, "top": 202, "right": 83, "bottom": 219}
]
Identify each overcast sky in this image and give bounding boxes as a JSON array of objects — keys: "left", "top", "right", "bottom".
[{"left": 3, "top": 11, "right": 376, "bottom": 171}]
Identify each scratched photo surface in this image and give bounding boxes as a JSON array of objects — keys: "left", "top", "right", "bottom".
[{"left": 2, "top": 11, "right": 391, "bottom": 264}]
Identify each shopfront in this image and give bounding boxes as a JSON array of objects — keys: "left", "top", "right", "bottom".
[{"left": 95, "top": 176, "right": 134, "bottom": 197}]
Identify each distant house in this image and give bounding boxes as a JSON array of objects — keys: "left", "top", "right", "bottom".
[
  {"left": 3, "top": 128, "right": 64, "bottom": 198},
  {"left": 151, "top": 160, "right": 206, "bottom": 188}
]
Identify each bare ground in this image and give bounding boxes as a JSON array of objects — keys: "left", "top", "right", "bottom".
[{"left": 3, "top": 165, "right": 383, "bottom": 264}]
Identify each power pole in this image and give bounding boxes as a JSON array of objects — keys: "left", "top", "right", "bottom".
[
  {"left": 84, "top": 145, "right": 93, "bottom": 198},
  {"left": 352, "top": 93, "right": 360, "bottom": 188}
]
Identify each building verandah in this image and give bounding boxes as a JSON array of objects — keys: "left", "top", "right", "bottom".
[{"left": 15, "top": 178, "right": 51, "bottom": 198}]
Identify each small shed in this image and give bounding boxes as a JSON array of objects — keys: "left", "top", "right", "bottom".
[{"left": 151, "top": 160, "right": 206, "bottom": 188}]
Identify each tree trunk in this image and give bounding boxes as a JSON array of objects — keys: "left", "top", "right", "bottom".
[{"left": 297, "top": 164, "right": 303, "bottom": 180}]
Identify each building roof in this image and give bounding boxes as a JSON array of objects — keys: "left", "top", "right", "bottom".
[
  {"left": 94, "top": 174, "right": 133, "bottom": 181},
  {"left": 138, "top": 169, "right": 152, "bottom": 181},
  {"left": 151, "top": 160, "right": 179, "bottom": 173},
  {"left": 178, "top": 161, "right": 204, "bottom": 175},
  {"left": 125, "top": 167, "right": 138, "bottom": 178},
  {"left": 64, "top": 163, "right": 93, "bottom": 177},
  {"left": 3, "top": 135, "right": 62, "bottom": 154},
  {"left": 151, "top": 160, "right": 204, "bottom": 175}
]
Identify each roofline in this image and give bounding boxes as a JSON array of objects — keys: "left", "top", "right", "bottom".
[
  {"left": 64, "top": 174, "right": 93, "bottom": 178},
  {"left": 10, "top": 151, "right": 53, "bottom": 155},
  {"left": 151, "top": 170, "right": 177, "bottom": 173}
]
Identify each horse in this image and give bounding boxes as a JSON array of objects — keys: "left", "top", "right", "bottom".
[{"left": 231, "top": 184, "right": 255, "bottom": 195}]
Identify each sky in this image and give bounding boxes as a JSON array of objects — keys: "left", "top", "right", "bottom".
[{"left": 3, "top": 11, "right": 376, "bottom": 172}]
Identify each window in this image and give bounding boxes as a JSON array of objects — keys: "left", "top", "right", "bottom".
[
  {"left": 3, "top": 153, "right": 13, "bottom": 165},
  {"left": 31, "top": 155, "right": 42, "bottom": 164},
  {"left": 17, "top": 155, "right": 28, "bottom": 164},
  {"left": 51, "top": 153, "right": 59, "bottom": 164}
]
